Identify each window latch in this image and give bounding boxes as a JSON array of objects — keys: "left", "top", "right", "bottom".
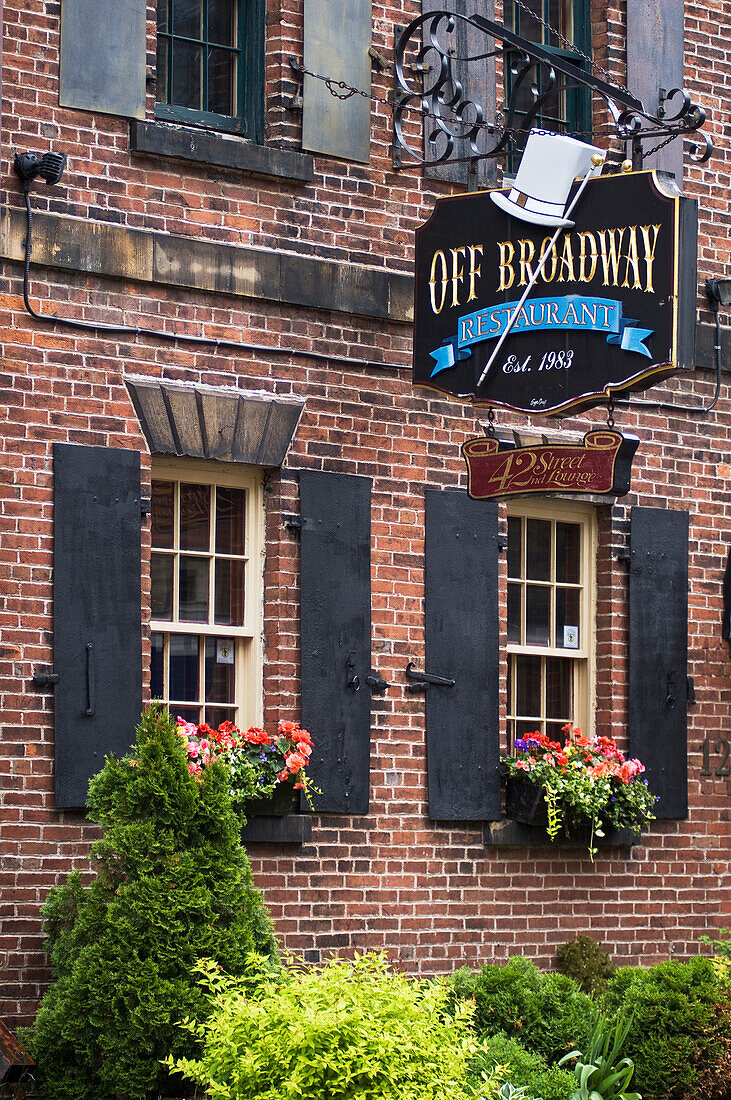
[
  {"left": 33, "top": 668, "right": 60, "bottom": 689},
  {"left": 405, "top": 661, "right": 455, "bottom": 690},
  {"left": 366, "top": 673, "right": 389, "bottom": 695},
  {"left": 346, "top": 652, "right": 360, "bottom": 692}
]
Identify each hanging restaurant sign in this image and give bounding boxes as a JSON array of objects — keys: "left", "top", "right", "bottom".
[
  {"left": 462, "top": 429, "right": 640, "bottom": 500},
  {"left": 413, "top": 170, "right": 698, "bottom": 417}
]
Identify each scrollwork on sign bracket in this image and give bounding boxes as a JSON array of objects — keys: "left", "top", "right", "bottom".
[{"left": 392, "top": 11, "right": 713, "bottom": 170}]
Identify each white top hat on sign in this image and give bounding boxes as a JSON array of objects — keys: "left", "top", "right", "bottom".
[{"left": 491, "top": 129, "right": 605, "bottom": 227}]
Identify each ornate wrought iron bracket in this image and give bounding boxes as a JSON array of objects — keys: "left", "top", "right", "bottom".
[{"left": 393, "top": 11, "right": 712, "bottom": 171}]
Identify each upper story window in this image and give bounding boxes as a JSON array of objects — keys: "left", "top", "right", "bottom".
[
  {"left": 506, "top": 499, "right": 595, "bottom": 746},
  {"left": 149, "top": 458, "right": 264, "bottom": 729},
  {"left": 155, "top": 0, "right": 264, "bottom": 138},
  {"left": 505, "top": 0, "right": 591, "bottom": 169}
]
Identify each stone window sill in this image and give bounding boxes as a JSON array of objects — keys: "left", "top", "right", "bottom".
[{"left": 129, "top": 119, "right": 314, "bottom": 183}]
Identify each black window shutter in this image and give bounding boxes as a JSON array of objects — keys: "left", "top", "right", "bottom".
[
  {"left": 629, "top": 506, "right": 689, "bottom": 818},
  {"left": 53, "top": 443, "right": 143, "bottom": 808},
  {"left": 422, "top": 0, "right": 498, "bottom": 189},
  {"left": 299, "top": 470, "right": 371, "bottom": 813},
  {"left": 424, "top": 490, "right": 500, "bottom": 820},
  {"left": 59, "top": 0, "right": 146, "bottom": 119}
]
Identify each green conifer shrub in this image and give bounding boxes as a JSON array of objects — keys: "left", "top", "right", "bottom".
[
  {"left": 26, "top": 705, "right": 278, "bottom": 1100},
  {"left": 556, "top": 935, "right": 615, "bottom": 994},
  {"left": 598, "top": 957, "right": 731, "bottom": 1100},
  {"left": 448, "top": 958, "right": 594, "bottom": 1063}
]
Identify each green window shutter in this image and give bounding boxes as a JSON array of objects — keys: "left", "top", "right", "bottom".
[
  {"left": 302, "top": 0, "right": 372, "bottom": 163},
  {"left": 60, "top": 0, "right": 146, "bottom": 119},
  {"left": 627, "top": 0, "right": 684, "bottom": 181}
]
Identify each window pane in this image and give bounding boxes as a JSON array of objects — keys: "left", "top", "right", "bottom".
[
  {"left": 176, "top": 705, "right": 201, "bottom": 723},
  {"left": 526, "top": 519, "right": 550, "bottom": 580},
  {"left": 514, "top": 0, "right": 542, "bottom": 40},
  {"left": 157, "top": 36, "right": 169, "bottom": 103},
  {"left": 157, "top": 0, "right": 169, "bottom": 30},
  {"left": 556, "top": 586, "right": 580, "bottom": 646},
  {"left": 208, "top": 48, "right": 235, "bottom": 118},
  {"left": 546, "top": 657, "right": 571, "bottom": 718},
  {"left": 152, "top": 481, "right": 174, "bottom": 548},
  {"left": 215, "top": 558, "right": 245, "bottom": 625},
  {"left": 556, "top": 522, "right": 580, "bottom": 583},
  {"left": 170, "top": 635, "right": 199, "bottom": 701},
  {"left": 507, "top": 582, "right": 521, "bottom": 644},
  {"left": 180, "top": 483, "right": 210, "bottom": 550},
  {"left": 515, "top": 654, "right": 541, "bottom": 716},
  {"left": 216, "top": 486, "right": 246, "bottom": 554},
  {"left": 208, "top": 0, "right": 235, "bottom": 45},
  {"left": 151, "top": 632, "right": 165, "bottom": 698},
  {"left": 507, "top": 516, "right": 522, "bottom": 578},
  {"left": 179, "top": 556, "right": 209, "bottom": 621},
  {"left": 172, "top": 40, "right": 202, "bottom": 109},
  {"left": 206, "top": 706, "right": 237, "bottom": 727},
  {"left": 172, "top": 0, "right": 202, "bottom": 39},
  {"left": 205, "top": 637, "right": 235, "bottom": 703},
  {"left": 525, "top": 584, "right": 550, "bottom": 645},
  {"left": 151, "top": 553, "right": 173, "bottom": 620}
]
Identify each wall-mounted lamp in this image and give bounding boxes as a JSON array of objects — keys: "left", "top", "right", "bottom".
[
  {"left": 706, "top": 278, "right": 731, "bottom": 309},
  {"left": 13, "top": 150, "right": 66, "bottom": 189}
]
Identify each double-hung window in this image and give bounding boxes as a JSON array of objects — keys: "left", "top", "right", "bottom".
[
  {"left": 149, "top": 459, "right": 264, "bottom": 728},
  {"left": 504, "top": 0, "right": 591, "bottom": 169},
  {"left": 506, "top": 500, "right": 595, "bottom": 746},
  {"left": 155, "top": 0, "right": 264, "bottom": 137}
]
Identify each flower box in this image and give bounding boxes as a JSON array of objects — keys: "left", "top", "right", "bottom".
[
  {"left": 505, "top": 775, "right": 549, "bottom": 826},
  {"left": 247, "top": 776, "right": 298, "bottom": 816}
]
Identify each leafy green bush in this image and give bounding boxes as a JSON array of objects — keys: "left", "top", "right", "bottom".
[
  {"left": 167, "top": 952, "right": 480, "bottom": 1100},
  {"left": 468, "top": 1033, "right": 575, "bottom": 1100},
  {"left": 449, "top": 959, "right": 594, "bottom": 1063},
  {"left": 557, "top": 935, "right": 615, "bottom": 994},
  {"left": 700, "top": 928, "right": 731, "bottom": 959},
  {"left": 26, "top": 706, "right": 278, "bottom": 1100},
  {"left": 598, "top": 958, "right": 731, "bottom": 1100}
]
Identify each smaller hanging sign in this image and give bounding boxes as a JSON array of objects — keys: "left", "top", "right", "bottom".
[{"left": 462, "top": 428, "right": 639, "bottom": 500}]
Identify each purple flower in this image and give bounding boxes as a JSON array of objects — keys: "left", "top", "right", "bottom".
[
  {"left": 514, "top": 739, "right": 529, "bottom": 752},
  {"left": 259, "top": 753, "right": 267, "bottom": 761}
]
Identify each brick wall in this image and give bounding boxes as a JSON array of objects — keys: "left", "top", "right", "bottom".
[{"left": 1, "top": 0, "right": 730, "bottom": 1028}]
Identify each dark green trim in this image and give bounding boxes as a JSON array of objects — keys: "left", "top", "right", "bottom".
[
  {"left": 155, "top": 0, "right": 264, "bottom": 142},
  {"left": 155, "top": 102, "right": 247, "bottom": 135}
]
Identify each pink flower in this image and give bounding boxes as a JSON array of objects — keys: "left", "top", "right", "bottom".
[{"left": 516, "top": 760, "right": 530, "bottom": 771}]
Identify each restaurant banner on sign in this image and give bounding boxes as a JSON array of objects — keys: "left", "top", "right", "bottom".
[{"left": 413, "top": 171, "right": 698, "bottom": 417}]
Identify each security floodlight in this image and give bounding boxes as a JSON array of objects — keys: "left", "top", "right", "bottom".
[
  {"left": 706, "top": 278, "right": 731, "bottom": 308},
  {"left": 13, "top": 150, "right": 66, "bottom": 186}
]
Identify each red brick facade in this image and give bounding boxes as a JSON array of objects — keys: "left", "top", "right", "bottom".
[{"left": 1, "top": 0, "right": 730, "bottom": 1028}]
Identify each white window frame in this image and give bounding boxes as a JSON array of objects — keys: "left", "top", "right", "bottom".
[
  {"left": 149, "top": 456, "right": 265, "bottom": 729},
  {"left": 505, "top": 498, "right": 596, "bottom": 744}
]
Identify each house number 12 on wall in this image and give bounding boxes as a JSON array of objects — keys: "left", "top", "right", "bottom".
[{"left": 701, "top": 738, "right": 731, "bottom": 777}]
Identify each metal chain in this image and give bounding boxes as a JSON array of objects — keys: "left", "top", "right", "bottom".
[
  {"left": 509, "top": 0, "right": 632, "bottom": 96},
  {"left": 641, "top": 131, "right": 678, "bottom": 160},
  {"left": 487, "top": 407, "right": 496, "bottom": 436},
  {"left": 294, "top": 62, "right": 624, "bottom": 147},
  {"left": 606, "top": 394, "right": 615, "bottom": 429}
]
